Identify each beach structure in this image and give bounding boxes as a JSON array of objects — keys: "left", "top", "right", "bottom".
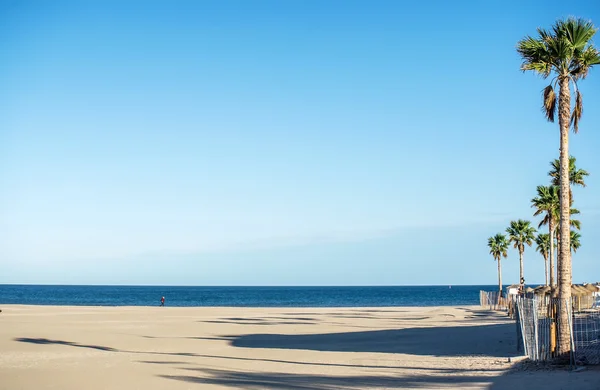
[{"left": 506, "top": 284, "right": 520, "bottom": 297}]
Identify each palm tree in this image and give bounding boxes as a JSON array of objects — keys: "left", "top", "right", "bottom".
[
  {"left": 488, "top": 234, "right": 509, "bottom": 296},
  {"left": 549, "top": 156, "right": 589, "bottom": 201},
  {"left": 506, "top": 220, "right": 537, "bottom": 284},
  {"left": 570, "top": 231, "right": 581, "bottom": 253},
  {"left": 535, "top": 233, "right": 551, "bottom": 286},
  {"left": 531, "top": 185, "right": 559, "bottom": 287},
  {"left": 517, "top": 17, "right": 599, "bottom": 355},
  {"left": 549, "top": 156, "right": 587, "bottom": 289},
  {"left": 542, "top": 205, "right": 581, "bottom": 290}
]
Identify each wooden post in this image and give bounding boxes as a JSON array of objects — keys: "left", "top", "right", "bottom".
[{"left": 550, "top": 322, "right": 556, "bottom": 355}]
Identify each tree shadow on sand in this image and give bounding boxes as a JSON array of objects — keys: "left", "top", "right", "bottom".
[
  {"left": 159, "top": 367, "right": 492, "bottom": 389},
  {"left": 14, "top": 338, "right": 117, "bottom": 352},
  {"left": 12, "top": 336, "right": 508, "bottom": 371},
  {"left": 227, "top": 323, "right": 518, "bottom": 357}
]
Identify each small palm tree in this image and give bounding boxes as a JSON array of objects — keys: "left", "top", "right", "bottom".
[
  {"left": 517, "top": 17, "right": 599, "bottom": 355},
  {"left": 535, "top": 233, "right": 551, "bottom": 286},
  {"left": 533, "top": 184, "right": 581, "bottom": 289},
  {"left": 488, "top": 234, "right": 509, "bottom": 296},
  {"left": 506, "top": 220, "right": 537, "bottom": 284},
  {"left": 551, "top": 206, "right": 580, "bottom": 288},
  {"left": 531, "top": 186, "right": 559, "bottom": 287},
  {"left": 549, "top": 157, "right": 589, "bottom": 214},
  {"left": 549, "top": 156, "right": 589, "bottom": 192},
  {"left": 570, "top": 231, "right": 581, "bottom": 253}
]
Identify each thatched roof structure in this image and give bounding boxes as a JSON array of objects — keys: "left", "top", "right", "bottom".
[
  {"left": 583, "top": 283, "right": 600, "bottom": 293},
  {"left": 534, "top": 285, "right": 551, "bottom": 295},
  {"left": 571, "top": 285, "right": 588, "bottom": 297}
]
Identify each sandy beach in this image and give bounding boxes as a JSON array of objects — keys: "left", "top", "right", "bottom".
[{"left": 0, "top": 305, "right": 597, "bottom": 389}]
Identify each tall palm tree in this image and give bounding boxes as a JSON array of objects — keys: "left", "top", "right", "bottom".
[
  {"left": 570, "top": 231, "right": 581, "bottom": 253},
  {"left": 506, "top": 220, "right": 537, "bottom": 284},
  {"left": 517, "top": 17, "right": 599, "bottom": 355},
  {"left": 531, "top": 185, "right": 559, "bottom": 287},
  {"left": 554, "top": 207, "right": 581, "bottom": 287},
  {"left": 535, "top": 233, "right": 551, "bottom": 286},
  {"left": 488, "top": 234, "right": 509, "bottom": 296}
]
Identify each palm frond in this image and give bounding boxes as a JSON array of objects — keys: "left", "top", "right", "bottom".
[
  {"left": 570, "top": 230, "right": 581, "bottom": 253},
  {"left": 562, "top": 18, "right": 597, "bottom": 51},
  {"left": 535, "top": 233, "right": 550, "bottom": 257},
  {"left": 570, "top": 217, "right": 581, "bottom": 231},
  {"left": 542, "top": 85, "right": 557, "bottom": 122},
  {"left": 517, "top": 36, "right": 553, "bottom": 77},
  {"left": 571, "top": 89, "right": 583, "bottom": 132},
  {"left": 548, "top": 156, "right": 587, "bottom": 188},
  {"left": 571, "top": 166, "right": 589, "bottom": 187},
  {"left": 578, "top": 46, "right": 600, "bottom": 77}
]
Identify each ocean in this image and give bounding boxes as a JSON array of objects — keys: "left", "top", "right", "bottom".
[{"left": 0, "top": 285, "right": 495, "bottom": 307}]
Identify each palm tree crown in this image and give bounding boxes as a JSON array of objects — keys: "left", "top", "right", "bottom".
[
  {"left": 506, "top": 220, "right": 537, "bottom": 252},
  {"left": 488, "top": 234, "right": 509, "bottom": 261},
  {"left": 531, "top": 185, "right": 559, "bottom": 228},
  {"left": 549, "top": 156, "right": 589, "bottom": 188},
  {"left": 535, "top": 233, "right": 550, "bottom": 257},
  {"left": 517, "top": 18, "right": 600, "bottom": 131}
]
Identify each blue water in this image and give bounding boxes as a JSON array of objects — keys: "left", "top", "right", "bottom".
[{"left": 0, "top": 285, "right": 494, "bottom": 307}]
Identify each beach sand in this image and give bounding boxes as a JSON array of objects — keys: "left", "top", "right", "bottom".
[{"left": 0, "top": 305, "right": 597, "bottom": 389}]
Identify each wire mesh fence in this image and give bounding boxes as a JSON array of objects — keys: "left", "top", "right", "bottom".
[
  {"left": 572, "top": 307, "right": 600, "bottom": 364},
  {"left": 479, "top": 290, "right": 509, "bottom": 311},
  {"left": 515, "top": 295, "right": 600, "bottom": 365}
]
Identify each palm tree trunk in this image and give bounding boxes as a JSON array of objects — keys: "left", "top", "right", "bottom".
[
  {"left": 519, "top": 249, "right": 524, "bottom": 284},
  {"left": 555, "top": 233, "right": 560, "bottom": 285},
  {"left": 498, "top": 258, "right": 502, "bottom": 296},
  {"left": 544, "top": 254, "right": 549, "bottom": 287},
  {"left": 557, "top": 76, "right": 572, "bottom": 356},
  {"left": 549, "top": 217, "right": 555, "bottom": 289}
]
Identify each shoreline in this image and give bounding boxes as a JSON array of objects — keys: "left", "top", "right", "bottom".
[{"left": 0, "top": 304, "right": 483, "bottom": 309}]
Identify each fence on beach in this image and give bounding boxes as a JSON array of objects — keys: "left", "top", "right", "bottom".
[
  {"left": 515, "top": 295, "right": 600, "bottom": 365},
  {"left": 479, "top": 290, "right": 509, "bottom": 311}
]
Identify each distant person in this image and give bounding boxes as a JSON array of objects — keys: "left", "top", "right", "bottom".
[
  {"left": 519, "top": 278, "right": 525, "bottom": 295},
  {"left": 160, "top": 296, "right": 165, "bottom": 307}
]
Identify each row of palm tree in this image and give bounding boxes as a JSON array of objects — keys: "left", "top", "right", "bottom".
[
  {"left": 487, "top": 157, "right": 586, "bottom": 298},
  {"left": 531, "top": 156, "right": 588, "bottom": 287},
  {"left": 495, "top": 17, "right": 598, "bottom": 356}
]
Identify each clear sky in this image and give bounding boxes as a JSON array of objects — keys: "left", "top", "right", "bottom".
[{"left": 1, "top": 0, "right": 599, "bottom": 285}]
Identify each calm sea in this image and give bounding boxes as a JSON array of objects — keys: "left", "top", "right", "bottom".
[{"left": 0, "top": 285, "right": 495, "bottom": 307}]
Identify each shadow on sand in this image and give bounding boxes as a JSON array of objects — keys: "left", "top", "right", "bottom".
[
  {"left": 159, "top": 368, "right": 492, "bottom": 389},
  {"left": 15, "top": 336, "right": 504, "bottom": 371},
  {"left": 14, "top": 338, "right": 117, "bottom": 352},
  {"left": 14, "top": 323, "right": 518, "bottom": 358},
  {"left": 228, "top": 323, "right": 518, "bottom": 357}
]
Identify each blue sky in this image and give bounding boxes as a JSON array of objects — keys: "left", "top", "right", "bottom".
[{"left": 1, "top": 0, "right": 599, "bottom": 285}]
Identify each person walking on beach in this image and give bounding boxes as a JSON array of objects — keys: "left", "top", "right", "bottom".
[{"left": 160, "top": 296, "right": 165, "bottom": 307}]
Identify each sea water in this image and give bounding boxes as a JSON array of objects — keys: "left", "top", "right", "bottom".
[{"left": 0, "top": 285, "right": 496, "bottom": 307}]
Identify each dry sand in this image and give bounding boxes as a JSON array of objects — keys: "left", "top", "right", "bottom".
[{"left": 0, "top": 305, "right": 598, "bottom": 389}]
